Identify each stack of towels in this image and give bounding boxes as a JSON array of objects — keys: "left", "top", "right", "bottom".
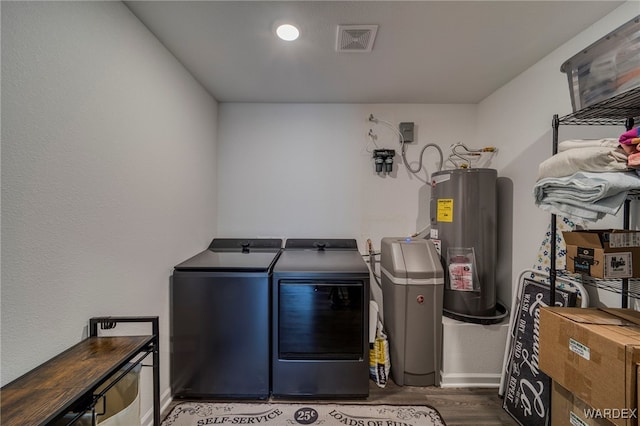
[{"left": 534, "top": 129, "right": 640, "bottom": 223}]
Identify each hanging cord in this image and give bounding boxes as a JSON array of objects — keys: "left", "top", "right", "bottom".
[
  {"left": 401, "top": 142, "right": 443, "bottom": 175},
  {"left": 364, "top": 238, "right": 382, "bottom": 284},
  {"left": 369, "top": 114, "right": 443, "bottom": 175},
  {"left": 365, "top": 129, "right": 380, "bottom": 153}
]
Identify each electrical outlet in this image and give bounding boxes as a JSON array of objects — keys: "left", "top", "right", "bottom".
[{"left": 399, "top": 122, "right": 414, "bottom": 143}]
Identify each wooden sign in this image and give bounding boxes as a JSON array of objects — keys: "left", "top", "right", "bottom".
[{"left": 503, "top": 279, "right": 578, "bottom": 426}]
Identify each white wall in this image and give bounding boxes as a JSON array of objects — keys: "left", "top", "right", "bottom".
[
  {"left": 217, "top": 103, "right": 478, "bottom": 309},
  {"left": 217, "top": 103, "right": 476, "bottom": 241},
  {"left": 477, "top": 1, "right": 639, "bottom": 308},
  {"left": 0, "top": 1, "right": 219, "bottom": 418}
]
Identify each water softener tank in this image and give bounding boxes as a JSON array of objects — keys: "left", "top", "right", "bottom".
[
  {"left": 430, "top": 168, "right": 497, "bottom": 321},
  {"left": 380, "top": 238, "right": 444, "bottom": 386}
]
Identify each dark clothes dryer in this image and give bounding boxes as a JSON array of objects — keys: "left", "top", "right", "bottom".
[
  {"left": 171, "top": 238, "right": 282, "bottom": 399},
  {"left": 271, "top": 239, "right": 370, "bottom": 398}
]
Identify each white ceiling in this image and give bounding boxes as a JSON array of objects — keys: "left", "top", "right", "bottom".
[{"left": 125, "top": 1, "right": 625, "bottom": 104}]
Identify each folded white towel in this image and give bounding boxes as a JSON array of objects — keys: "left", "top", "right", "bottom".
[
  {"left": 537, "top": 146, "right": 628, "bottom": 179},
  {"left": 558, "top": 138, "right": 620, "bottom": 152},
  {"left": 533, "top": 171, "right": 640, "bottom": 223},
  {"left": 536, "top": 192, "right": 627, "bottom": 222}
]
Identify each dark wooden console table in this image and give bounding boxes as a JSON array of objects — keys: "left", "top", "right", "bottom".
[{"left": 0, "top": 316, "right": 160, "bottom": 426}]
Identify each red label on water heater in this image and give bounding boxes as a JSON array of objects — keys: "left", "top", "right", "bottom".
[{"left": 449, "top": 263, "right": 474, "bottom": 291}]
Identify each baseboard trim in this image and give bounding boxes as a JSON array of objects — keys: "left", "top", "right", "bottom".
[
  {"left": 439, "top": 372, "right": 501, "bottom": 388},
  {"left": 142, "top": 387, "right": 172, "bottom": 426}
]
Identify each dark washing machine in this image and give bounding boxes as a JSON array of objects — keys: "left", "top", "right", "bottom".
[
  {"left": 271, "top": 239, "right": 370, "bottom": 398},
  {"left": 171, "top": 238, "right": 282, "bottom": 399}
]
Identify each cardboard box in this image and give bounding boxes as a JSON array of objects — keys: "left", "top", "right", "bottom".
[
  {"left": 552, "top": 380, "right": 614, "bottom": 426},
  {"left": 563, "top": 230, "right": 640, "bottom": 279},
  {"left": 540, "top": 307, "right": 640, "bottom": 426}
]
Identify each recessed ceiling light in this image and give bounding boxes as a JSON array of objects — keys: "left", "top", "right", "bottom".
[{"left": 276, "top": 24, "right": 300, "bottom": 41}]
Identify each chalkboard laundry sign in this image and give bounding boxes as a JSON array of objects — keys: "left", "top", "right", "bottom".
[{"left": 503, "top": 279, "right": 578, "bottom": 426}]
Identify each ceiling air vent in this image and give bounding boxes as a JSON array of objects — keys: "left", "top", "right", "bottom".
[{"left": 336, "top": 25, "right": 378, "bottom": 52}]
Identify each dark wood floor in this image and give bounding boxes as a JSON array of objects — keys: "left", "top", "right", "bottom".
[{"left": 163, "top": 380, "right": 518, "bottom": 425}]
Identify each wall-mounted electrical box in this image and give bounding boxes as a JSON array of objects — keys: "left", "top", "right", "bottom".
[{"left": 399, "top": 122, "right": 414, "bottom": 143}]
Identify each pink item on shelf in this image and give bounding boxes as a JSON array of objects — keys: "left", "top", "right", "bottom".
[
  {"left": 621, "top": 143, "right": 638, "bottom": 155},
  {"left": 619, "top": 127, "right": 639, "bottom": 144},
  {"left": 628, "top": 151, "right": 640, "bottom": 167}
]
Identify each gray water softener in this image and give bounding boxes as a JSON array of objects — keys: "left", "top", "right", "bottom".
[
  {"left": 430, "top": 168, "right": 498, "bottom": 322},
  {"left": 380, "top": 237, "right": 444, "bottom": 386}
]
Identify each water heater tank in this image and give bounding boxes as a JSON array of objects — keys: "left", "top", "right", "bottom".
[{"left": 430, "top": 168, "right": 497, "bottom": 320}]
